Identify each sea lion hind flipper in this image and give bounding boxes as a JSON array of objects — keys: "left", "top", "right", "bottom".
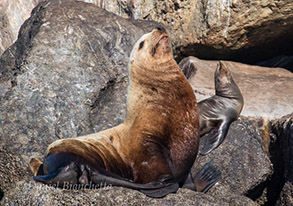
[
  {"left": 33, "top": 162, "right": 78, "bottom": 186},
  {"left": 29, "top": 158, "right": 44, "bottom": 176},
  {"left": 139, "top": 182, "right": 179, "bottom": 198},
  {"left": 200, "top": 121, "right": 229, "bottom": 155},
  {"left": 90, "top": 172, "right": 179, "bottom": 198},
  {"left": 181, "top": 172, "right": 196, "bottom": 191},
  {"left": 194, "top": 161, "right": 221, "bottom": 193},
  {"left": 32, "top": 153, "right": 79, "bottom": 186}
]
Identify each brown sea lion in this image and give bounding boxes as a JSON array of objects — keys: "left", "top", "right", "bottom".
[
  {"left": 179, "top": 59, "right": 244, "bottom": 155},
  {"left": 30, "top": 26, "right": 221, "bottom": 197}
]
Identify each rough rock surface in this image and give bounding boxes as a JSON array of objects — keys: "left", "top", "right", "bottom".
[
  {"left": 1, "top": 0, "right": 293, "bottom": 66},
  {"left": 276, "top": 181, "right": 293, "bottom": 206},
  {"left": 193, "top": 118, "right": 273, "bottom": 198},
  {"left": 178, "top": 56, "right": 293, "bottom": 119},
  {"left": 2, "top": 180, "right": 257, "bottom": 206},
  {"left": 94, "top": 0, "right": 293, "bottom": 64},
  {"left": 0, "top": 0, "right": 161, "bottom": 192},
  {"left": 0, "top": 0, "right": 39, "bottom": 55},
  {"left": 0, "top": 0, "right": 108, "bottom": 56},
  {"left": 271, "top": 114, "right": 293, "bottom": 182}
]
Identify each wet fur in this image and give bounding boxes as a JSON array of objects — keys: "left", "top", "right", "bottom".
[{"left": 179, "top": 59, "right": 244, "bottom": 155}]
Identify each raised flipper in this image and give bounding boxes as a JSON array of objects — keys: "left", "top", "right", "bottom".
[
  {"left": 200, "top": 121, "right": 229, "bottom": 155},
  {"left": 193, "top": 161, "right": 221, "bottom": 192}
]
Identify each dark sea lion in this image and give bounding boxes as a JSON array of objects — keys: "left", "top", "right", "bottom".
[
  {"left": 30, "top": 27, "right": 221, "bottom": 197},
  {"left": 179, "top": 59, "right": 244, "bottom": 155}
]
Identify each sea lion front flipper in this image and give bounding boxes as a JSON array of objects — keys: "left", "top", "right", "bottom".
[
  {"left": 194, "top": 161, "right": 221, "bottom": 193},
  {"left": 91, "top": 171, "right": 179, "bottom": 198},
  {"left": 200, "top": 121, "right": 229, "bottom": 155}
]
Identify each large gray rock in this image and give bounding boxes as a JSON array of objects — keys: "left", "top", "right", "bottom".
[
  {"left": 192, "top": 118, "right": 273, "bottom": 198},
  {"left": 0, "top": 0, "right": 160, "bottom": 192},
  {"left": 2, "top": 180, "right": 257, "bottom": 206},
  {"left": 271, "top": 114, "right": 293, "bottom": 182},
  {"left": 0, "top": 0, "right": 109, "bottom": 56},
  {"left": 178, "top": 56, "right": 293, "bottom": 119},
  {"left": 276, "top": 181, "right": 293, "bottom": 206}
]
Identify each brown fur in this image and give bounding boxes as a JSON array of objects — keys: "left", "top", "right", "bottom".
[
  {"left": 30, "top": 158, "right": 43, "bottom": 176},
  {"left": 31, "top": 28, "right": 199, "bottom": 184}
]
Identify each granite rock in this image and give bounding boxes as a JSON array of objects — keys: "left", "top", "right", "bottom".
[
  {"left": 192, "top": 118, "right": 273, "bottom": 198},
  {"left": 2, "top": 180, "right": 257, "bottom": 206}
]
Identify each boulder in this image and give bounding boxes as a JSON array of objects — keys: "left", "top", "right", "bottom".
[
  {"left": 271, "top": 114, "right": 293, "bottom": 182},
  {"left": 0, "top": 0, "right": 106, "bottom": 56},
  {"left": 178, "top": 56, "right": 293, "bottom": 119},
  {"left": 0, "top": 0, "right": 38, "bottom": 55},
  {"left": 2, "top": 180, "right": 257, "bottom": 206},
  {"left": 95, "top": 0, "right": 293, "bottom": 65},
  {"left": 1, "top": 0, "right": 293, "bottom": 66},
  {"left": 192, "top": 118, "right": 273, "bottom": 198},
  {"left": 0, "top": 0, "right": 160, "bottom": 192},
  {"left": 276, "top": 181, "right": 293, "bottom": 206},
  {"left": 244, "top": 114, "right": 293, "bottom": 205}
]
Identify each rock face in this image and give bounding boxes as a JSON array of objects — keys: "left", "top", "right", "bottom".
[
  {"left": 96, "top": 0, "right": 293, "bottom": 65},
  {"left": 1, "top": 0, "right": 293, "bottom": 67},
  {"left": 2, "top": 180, "right": 258, "bottom": 206},
  {"left": 0, "top": 0, "right": 160, "bottom": 192},
  {"left": 0, "top": 0, "right": 39, "bottom": 55},
  {"left": 193, "top": 118, "right": 273, "bottom": 197},
  {"left": 178, "top": 56, "right": 293, "bottom": 119},
  {"left": 271, "top": 114, "right": 293, "bottom": 182},
  {"left": 266, "top": 114, "right": 293, "bottom": 205},
  {"left": 277, "top": 182, "right": 293, "bottom": 206},
  {"left": 0, "top": 0, "right": 119, "bottom": 56}
]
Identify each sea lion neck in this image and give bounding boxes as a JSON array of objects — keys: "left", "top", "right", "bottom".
[
  {"left": 129, "top": 58, "right": 179, "bottom": 80},
  {"left": 215, "top": 79, "right": 243, "bottom": 101},
  {"left": 125, "top": 58, "right": 190, "bottom": 125}
]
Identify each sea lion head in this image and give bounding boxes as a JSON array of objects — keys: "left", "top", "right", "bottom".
[
  {"left": 129, "top": 26, "right": 173, "bottom": 67},
  {"left": 215, "top": 61, "right": 244, "bottom": 101},
  {"left": 215, "top": 61, "right": 232, "bottom": 89}
]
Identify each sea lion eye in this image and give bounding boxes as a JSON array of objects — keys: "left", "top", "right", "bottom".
[{"left": 138, "top": 41, "right": 144, "bottom": 50}]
